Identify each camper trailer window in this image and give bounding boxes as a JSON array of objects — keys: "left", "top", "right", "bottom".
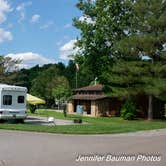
[
  {"left": 18, "top": 96, "right": 25, "bottom": 103},
  {"left": 3, "top": 95, "right": 12, "bottom": 105}
]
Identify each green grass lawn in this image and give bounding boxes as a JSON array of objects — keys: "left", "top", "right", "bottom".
[{"left": 0, "top": 109, "right": 166, "bottom": 134}]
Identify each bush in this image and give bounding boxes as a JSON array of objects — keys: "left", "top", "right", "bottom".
[
  {"left": 29, "top": 104, "right": 37, "bottom": 114},
  {"left": 121, "top": 100, "right": 137, "bottom": 120}
]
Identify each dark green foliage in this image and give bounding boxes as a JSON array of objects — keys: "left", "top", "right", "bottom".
[
  {"left": 121, "top": 100, "right": 137, "bottom": 120},
  {"left": 73, "top": 0, "right": 136, "bottom": 86},
  {"left": 29, "top": 104, "right": 37, "bottom": 114},
  {"left": 14, "top": 65, "right": 41, "bottom": 90},
  {"left": 74, "top": 0, "right": 128, "bottom": 79},
  {"left": 15, "top": 64, "right": 60, "bottom": 91},
  {"left": 74, "top": 55, "right": 95, "bottom": 87},
  {"left": 0, "top": 55, "right": 20, "bottom": 84},
  {"left": 52, "top": 76, "right": 72, "bottom": 102},
  {"left": 30, "top": 65, "right": 60, "bottom": 98},
  {"left": 99, "top": 0, "right": 166, "bottom": 101},
  {"left": 64, "top": 60, "right": 77, "bottom": 88},
  {"left": 74, "top": 0, "right": 166, "bottom": 119},
  {"left": 101, "top": 60, "right": 166, "bottom": 99},
  {"left": 64, "top": 59, "right": 93, "bottom": 88},
  {"left": 29, "top": 64, "right": 74, "bottom": 108}
]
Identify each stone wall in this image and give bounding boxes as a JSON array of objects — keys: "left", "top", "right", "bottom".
[{"left": 67, "top": 101, "right": 74, "bottom": 113}]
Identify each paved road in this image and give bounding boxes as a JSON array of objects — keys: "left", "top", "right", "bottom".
[{"left": 0, "top": 129, "right": 166, "bottom": 166}]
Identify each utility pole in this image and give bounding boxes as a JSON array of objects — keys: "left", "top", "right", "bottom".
[{"left": 76, "top": 71, "right": 78, "bottom": 88}]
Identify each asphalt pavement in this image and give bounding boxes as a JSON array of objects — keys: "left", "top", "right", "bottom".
[
  {"left": 0, "top": 129, "right": 166, "bottom": 166},
  {"left": 25, "top": 116, "right": 74, "bottom": 126}
]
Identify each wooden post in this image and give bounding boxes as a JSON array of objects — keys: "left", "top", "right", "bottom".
[{"left": 148, "top": 95, "right": 153, "bottom": 120}]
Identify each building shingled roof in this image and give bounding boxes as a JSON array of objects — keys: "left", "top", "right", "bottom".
[
  {"left": 74, "top": 84, "right": 104, "bottom": 92},
  {"left": 72, "top": 94, "right": 107, "bottom": 100},
  {"left": 72, "top": 84, "right": 107, "bottom": 100}
]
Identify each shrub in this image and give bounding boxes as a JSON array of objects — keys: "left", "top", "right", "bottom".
[
  {"left": 29, "top": 104, "right": 37, "bottom": 114},
  {"left": 121, "top": 100, "right": 137, "bottom": 120}
]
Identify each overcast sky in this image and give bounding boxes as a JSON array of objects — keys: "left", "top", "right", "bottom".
[{"left": 0, "top": 0, "right": 81, "bottom": 68}]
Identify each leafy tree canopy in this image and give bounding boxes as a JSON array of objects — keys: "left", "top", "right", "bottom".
[
  {"left": 52, "top": 76, "right": 71, "bottom": 102},
  {"left": 74, "top": 0, "right": 166, "bottom": 119},
  {"left": 101, "top": 0, "right": 166, "bottom": 101},
  {"left": 0, "top": 55, "right": 20, "bottom": 84},
  {"left": 73, "top": 0, "right": 133, "bottom": 77}
]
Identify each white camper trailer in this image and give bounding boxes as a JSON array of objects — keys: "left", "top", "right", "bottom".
[{"left": 0, "top": 84, "right": 27, "bottom": 122}]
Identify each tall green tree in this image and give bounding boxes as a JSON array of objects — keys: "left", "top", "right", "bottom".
[
  {"left": 74, "top": 0, "right": 166, "bottom": 119},
  {"left": 64, "top": 59, "right": 93, "bottom": 88},
  {"left": 15, "top": 65, "right": 41, "bottom": 90},
  {"left": 64, "top": 60, "right": 76, "bottom": 88},
  {"left": 52, "top": 76, "right": 71, "bottom": 104},
  {"left": 15, "top": 63, "right": 64, "bottom": 91},
  {"left": 30, "top": 65, "right": 71, "bottom": 107},
  {"left": 73, "top": 0, "right": 132, "bottom": 79},
  {"left": 30, "top": 66, "right": 59, "bottom": 98},
  {"left": 101, "top": 0, "right": 166, "bottom": 119}
]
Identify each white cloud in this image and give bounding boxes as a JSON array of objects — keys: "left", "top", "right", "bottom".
[
  {"left": 59, "top": 39, "right": 78, "bottom": 60},
  {"left": 30, "top": 14, "right": 40, "bottom": 23},
  {"left": 60, "top": 40, "right": 76, "bottom": 52},
  {"left": 16, "top": 1, "right": 32, "bottom": 22},
  {"left": 40, "top": 21, "right": 54, "bottom": 29},
  {"left": 0, "top": 1, "right": 13, "bottom": 44},
  {"left": 0, "top": 28, "right": 13, "bottom": 43},
  {"left": 0, "top": 0, "right": 12, "bottom": 24},
  {"left": 5, "top": 52, "right": 56, "bottom": 69},
  {"left": 16, "top": 1, "right": 32, "bottom": 11}
]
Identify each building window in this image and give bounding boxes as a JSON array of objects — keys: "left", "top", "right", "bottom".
[
  {"left": 18, "top": 96, "right": 25, "bottom": 103},
  {"left": 96, "top": 91, "right": 102, "bottom": 95},
  {"left": 3, "top": 95, "right": 12, "bottom": 105}
]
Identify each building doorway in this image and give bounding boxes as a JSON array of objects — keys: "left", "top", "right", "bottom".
[{"left": 85, "top": 100, "right": 91, "bottom": 114}]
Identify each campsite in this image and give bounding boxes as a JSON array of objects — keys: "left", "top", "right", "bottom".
[
  {"left": 0, "top": 0, "right": 166, "bottom": 165},
  {"left": 0, "top": 83, "right": 165, "bottom": 134}
]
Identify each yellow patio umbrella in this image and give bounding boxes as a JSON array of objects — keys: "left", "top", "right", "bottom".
[{"left": 27, "top": 93, "right": 46, "bottom": 105}]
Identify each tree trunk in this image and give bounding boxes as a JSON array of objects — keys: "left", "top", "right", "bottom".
[{"left": 148, "top": 95, "right": 153, "bottom": 120}]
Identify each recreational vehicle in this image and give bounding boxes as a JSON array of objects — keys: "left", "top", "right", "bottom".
[{"left": 0, "top": 84, "right": 27, "bottom": 122}]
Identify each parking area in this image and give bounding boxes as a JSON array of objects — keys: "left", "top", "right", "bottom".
[
  {"left": 25, "top": 116, "right": 74, "bottom": 126},
  {"left": 3, "top": 116, "right": 74, "bottom": 126}
]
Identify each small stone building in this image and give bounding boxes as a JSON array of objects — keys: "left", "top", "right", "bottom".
[
  {"left": 67, "top": 84, "right": 165, "bottom": 118},
  {"left": 67, "top": 85, "right": 122, "bottom": 117}
]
